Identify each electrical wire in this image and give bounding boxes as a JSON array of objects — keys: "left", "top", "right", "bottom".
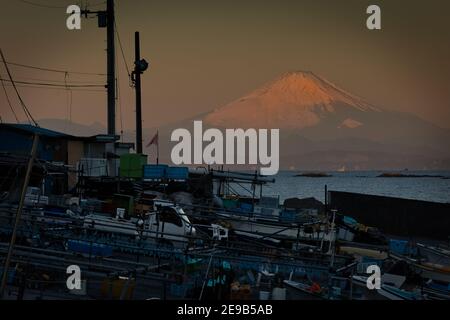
[
  {"left": 0, "top": 60, "right": 106, "bottom": 76},
  {"left": 64, "top": 72, "right": 73, "bottom": 125},
  {"left": 0, "top": 77, "right": 19, "bottom": 123},
  {"left": 17, "top": 0, "right": 106, "bottom": 9},
  {"left": 0, "top": 74, "right": 105, "bottom": 85},
  {"left": 114, "top": 16, "right": 132, "bottom": 139},
  {"left": 81, "top": 0, "right": 107, "bottom": 8},
  {"left": 2, "top": 82, "right": 106, "bottom": 92},
  {"left": 114, "top": 19, "right": 131, "bottom": 80},
  {"left": 17, "top": 0, "right": 66, "bottom": 9},
  {"left": 0, "top": 49, "right": 38, "bottom": 126},
  {"left": 116, "top": 55, "right": 124, "bottom": 141},
  {"left": 0, "top": 78, "right": 105, "bottom": 88}
]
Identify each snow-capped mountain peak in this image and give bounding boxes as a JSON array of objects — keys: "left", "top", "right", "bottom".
[{"left": 204, "top": 71, "right": 380, "bottom": 129}]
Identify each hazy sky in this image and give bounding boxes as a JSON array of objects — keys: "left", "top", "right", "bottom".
[{"left": 1, "top": 0, "right": 449, "bottom": 131}]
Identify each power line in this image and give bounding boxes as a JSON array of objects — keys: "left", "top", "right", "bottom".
[
  {"left": 83, "top": 1, "right": 107, "bottom": 9},
  {"left": 114, "top": 20, "right": 131, "bottom": 80},
  {"left": 0, "top": 49, "right": 38, "bottom": 126},
  {"left": 17, "top": 0, "right": 66, "bottom": 9},
  {"left": 1, "top": 82, "right": 105, "bottom": 92},
  {"left": 0, "top": 59, "right": 106, "bottom": 76},
  {"left": 0, "top": 78, "right": 19, "bottom": 123},
  {"left": 114, "top": 16, "right": 133, "bottom": 136},
  {"left": 17, "top": 0, "right": 106, "bottom": 9},
  {"left": 0, "top": 74, "right": 105, "bottom": 84},
  {"left": 64, "top": 72, "right": 73, "bottom": 124},
  {"left": 115, "top": 49, "right": 124, "bottom": 140},
  {"left": 0, "top": 78, "right": 105, "bottom": 88}
]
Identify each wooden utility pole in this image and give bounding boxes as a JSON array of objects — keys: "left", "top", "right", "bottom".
[
  {"left": 132, "top": 31, "right": 148, "bottom": 154},
  {"left": 0, "top": 134, "right": 39, "bottom": 298},
  {"left": 106, "top": 0, "right": 116, "bottom": 136},
  {"left": 81, "top": 0, "right": 115, "bottom": 136},
  {"left": 134, "top": 31, "right": 143, "bottom": 154}
]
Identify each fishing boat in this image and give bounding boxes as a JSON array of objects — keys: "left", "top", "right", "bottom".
[
  {"left": 283, "top": 279, "right": 325, "bottom": 300},
  {"left": 352, "top": 275, "right": 424, "bottom": 300},
  {"left": 183, "top": 169, "right": 336, "bottom": 246},
  {"left": 390, "top": 252, "right": 450, "bottom": 284},
  {"left": 417, "top": 243, "right": 450, "bottom": 265},
  {"left": 82, "top": 200, "right": 197, "bottom": 248},
  {"left": 214, "top": 207, "right": 332, "bottom": 244},
  {"left": 422, "top": 279, "right": 450, "bottom": 300}
]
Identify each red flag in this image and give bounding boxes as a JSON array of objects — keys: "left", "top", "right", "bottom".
[{"left": 146, "top": 131, "right": 158, "bottom": 147}]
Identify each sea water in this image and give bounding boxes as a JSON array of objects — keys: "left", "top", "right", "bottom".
[{"left": 255, "top": 171, "right": 450, "bottom": 204}]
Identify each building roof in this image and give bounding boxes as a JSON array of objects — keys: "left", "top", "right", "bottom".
[
  {"left": 116, "top": 142, "right": 135, "bottom": 149},
  {"left": 81, "top": 134, "right": 120, "bottom": 143},
  {"left": 0, "top": 123, "right": 120, "bottom": 143},
  {"left": 0, "top": 123, "right": 72, "bottom": 138}
]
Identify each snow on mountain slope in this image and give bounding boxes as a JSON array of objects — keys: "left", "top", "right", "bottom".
[{"left": 204, "top": 71, "right": 380, "bottom": 129}]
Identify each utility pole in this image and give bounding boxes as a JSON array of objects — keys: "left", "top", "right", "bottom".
[
  {"left": 106, "top": 0, "right": 116, "bottom": 136},
  {"left": 134, "top": 32, "right": 142, "bottom": 154},
  {"left": 81, "top": 0, "right": 115, "bottom": 136},
  {"left": 0, "top": 134, "right": 39, "bottom": 298},
  {"left": 132, "top": 31, "right": 149, "bottom": 154},
  {"left": 81, "top": 1, "right": 117, "bottom": 176}
]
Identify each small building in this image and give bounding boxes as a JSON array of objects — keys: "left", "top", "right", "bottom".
[
  {"left": 0, "top": 123, "right": 134, "bottom": 197},
  {"left": 0, "top": 123, "right": 71, "bottom": 162}
]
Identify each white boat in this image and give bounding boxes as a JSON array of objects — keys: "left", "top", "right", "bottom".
[
  {"left": 224, "top": 215, "right": 334, "bottom": 243},
  {"left": 83, "top": 201, "right": 196, "bottom": 247},
  {"left": 215, "top": 196, "right": 335, "bottom": 244}
]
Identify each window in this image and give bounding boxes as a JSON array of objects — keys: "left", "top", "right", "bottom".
[{"left": 159, "top": 207, "right": 182, "bottom": 227}]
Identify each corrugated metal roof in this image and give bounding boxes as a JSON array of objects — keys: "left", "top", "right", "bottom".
[{"left": 0, "top": 123, "right": 71, "bottom": 138}]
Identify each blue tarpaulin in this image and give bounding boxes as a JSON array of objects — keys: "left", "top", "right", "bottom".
[
  {"left": 143, "top": 164, "right": 168, "bottom": 179},
  {"left": 166, "top": 166, "right": 189, "bottom": 180},
  {"left": 389, "top": 239, "right": 416, "bottom": 255}
]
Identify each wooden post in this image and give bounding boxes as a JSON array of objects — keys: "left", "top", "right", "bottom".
[{"left": 0, "top": 134, "right": 39, "bottom": 297}]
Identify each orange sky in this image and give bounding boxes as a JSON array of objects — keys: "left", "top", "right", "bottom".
[{"left": 1, "top": 0, "right": 449, "bottom": 131}]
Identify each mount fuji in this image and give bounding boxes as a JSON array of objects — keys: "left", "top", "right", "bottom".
[
  {"left": 200, "top": 71, "right": 450, "bottom": 170},
  {"left": 204, "top": 71, "right": 381, "bottom": 130}
]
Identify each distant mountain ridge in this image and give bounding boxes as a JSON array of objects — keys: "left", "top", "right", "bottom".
[{"left": 35, "top": 71, "right": 450, "bottom": 170}]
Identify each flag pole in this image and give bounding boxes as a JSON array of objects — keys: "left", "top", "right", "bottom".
[{"left": 156, "top": 130, "right": 159, "bottom": 165}]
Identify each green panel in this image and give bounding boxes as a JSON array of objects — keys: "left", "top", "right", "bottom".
[
  {"left": 223, "top": 198, "right": 238, "bottom": 209},
  {"left": 120, "top": 154, "right": 147, "bottom": 178}
]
